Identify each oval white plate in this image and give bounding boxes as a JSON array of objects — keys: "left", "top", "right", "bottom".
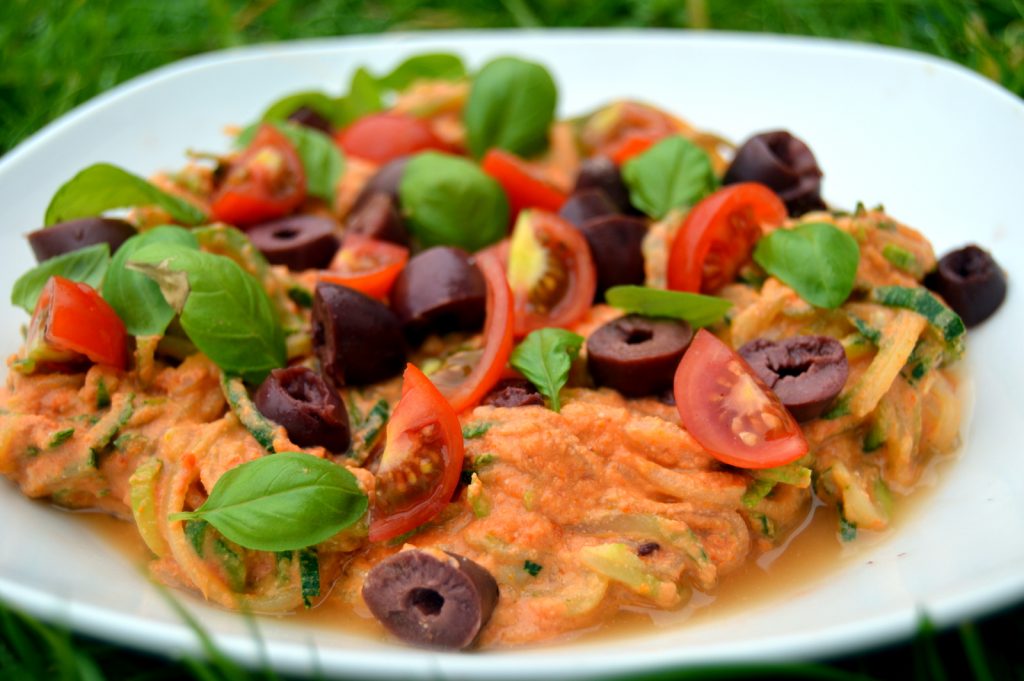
[{"left": 0, "top": 30, "right": 1022, "bottom": 681}]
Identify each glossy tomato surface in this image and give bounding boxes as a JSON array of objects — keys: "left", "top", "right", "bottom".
[
  {"left": 481, "top": 148, "right": 566, "bottom": 220},
  {"left": 34, "top": 276, "right": 127, "bottom": 370},
  {"left": 319, "top": 238, "right": 409, "bottom": 299},
  {"left": 335, "top": 113, "right": 447, "bottom": 164}
]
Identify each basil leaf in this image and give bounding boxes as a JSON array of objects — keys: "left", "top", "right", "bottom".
[
  {"left": 510, "top": 328, "right": 584, "bottom": 413},
  {"left": 377, "top": 53, "right": 466, "bottom": 92},
  {"left": 753, "top": 222, "right": 860, "bottom": 309},
  {"left": 605, "top": 285, "right": 732, "bottom": 328},
  {"left": 262, "top": 91, "right": 341, "bottom": 125},
  {"left": 102, "top": 226, "right": 198, "bottom": 336},
  {"left": 169, "top": 452, "right": 367, "bottom": 552},
  {"left": 129, "top": 244, "right": 286, "bottom": 382},
  {"left": 336, "top": 67, "right": 384, "bottom": 128},
  {"left": 45, "top": 163, "right": 206, "bottom": 226},
  {"left": 621, "top": 136, "right": 717, "bottom": 219},
  {"left": 399, "top": 151, "right": 508, "bottom": 251},
  {"left": 235, "top": 122, "right": 345, "bottom": 204},
  {"left": 11, "top": 243, "right": 110, "bottom": 312},
  {"left": 464, "top": 56, "right": 557, "bottom": 159}
]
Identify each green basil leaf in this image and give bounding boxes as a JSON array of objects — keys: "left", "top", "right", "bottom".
[
  {"left": 336, "top": 67, "right": 384, "bottom": 128},
  {"left": 604, "top": 285, "right": 732, "bottom": 328},
  {"left": 621, "top": 136, "right": 717, "bottom": 219},
  {"left": 464, "top": 56, "right": 557, "bottom": 159},
  {"left": 11, "top": 244, "right": 110, "bottom": 312},
  {"left": 261, "top": 90, "right": 342, "bottom": 125},
  {"left": 510, "top": 328, "right": 584, "bottom": 413},
  {"left": 753, "top": 222, "right": 860, "bottom": 309},
  {"left": 377, "top": 53, "right": 466, "bottom": 92},
  {"left": 399, "top": 151, "right": 508, "bottom": 251},
  {"left": 235, "top": 122, "right": 345, "bottom": 204},
  {"left": 102, "top": 226, "right": 199, "bottom": 336},
  {"left": 169, "top": 452, "right": 367, "bottom": 552},
  {"left": 45, "top": 163, "right": 206, "bottom": 227}
]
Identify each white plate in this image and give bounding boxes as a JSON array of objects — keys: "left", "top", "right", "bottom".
[{"left": 1, "top": 30, "right": 1022, "bottom": 680}]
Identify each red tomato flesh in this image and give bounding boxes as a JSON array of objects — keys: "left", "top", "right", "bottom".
[
  {"left": 319, "top": 238, "right": 409, "bottom": 299},
  {"left": 335, "top": 113, "right": 447, "bottom": 164},
  {"left": 481, "top": 148, "right": 566, "bottom": 221},
  {"left": 28, "top": 276, "right": 127, "bottom": 370}
]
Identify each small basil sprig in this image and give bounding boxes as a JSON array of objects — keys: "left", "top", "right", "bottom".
[
  {"left": 376, "top": 52, "right": 466, "bottom": 92},
  {"left": 464, "top": 56, "right": 557, "bottom": 159},
  {"left": 169, "top": 452, "right": 367, "bottom": 552},
  {"left": 262, "top": 91, "right": 341, "bottom": 125},
  {"left": 605, "top": 285, "right": 732, "bottom": 328},
  {"left": 753, "top": 222, "right": 860, "bottom": 309},
  {"left": 45, "top": 163, "right": 206, "bottom": 226},
  {"left": 10, "top": 243, "right": 110, "bottom": 312},
  {"left": 621, "top": 136, "right": 717, "bottom": 219},
  {"left": 510, "top": 328, "right": 584, "bottom": 413},
  {"left": 235, "top": 121, "right": 344, "bottom": 204},
  {"left": 399, "top": 151, "right": 508, "bottom": 251}
]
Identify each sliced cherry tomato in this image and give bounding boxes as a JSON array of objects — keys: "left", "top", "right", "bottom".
[
  {"left": 211, "top": 124, "right": 306, "bottom": 227},
  {"left": 428, "top": 252, "right": 514, "bottom": 412},
  {"left": 674, "top": 329, "right": 807, "bottom": 469},
  {"left": 319, "top": 238, "right": 409, "bottom": 299},
  {"left": 25, "top": 276, "right": 127, "bottom": 371},
  {"left": 506, "top": 210, "right": 597, "bottom": 337},
  {"left": 608, "top": 133, "right": 657, "bottom": 165},
  {"left": 481, "top": 148, "right": 566, "bottom": 220},
  {"left": 369, "top": 364, "right": 465, "bottom": 542},
  {"left": 582, "top": 101, "right": 680, "bottom": 163},
  {"left": 334, "top": 113, "right": 447, "bottom": 164},
  {"left": 667, "top": 183, "right": 787, "bottom": 293}
]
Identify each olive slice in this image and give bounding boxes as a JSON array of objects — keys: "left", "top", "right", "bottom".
[
  {"left": 390, "top": 247, "right": 486, "bottom": 342},
  {"left": 253, "top": 366, "right": 350, "bottom": 452},
  {"left": 481, "top": 377, "right": 544, "bottom": 408},
  {"left": 345, "top": 192, "right": 409, "bottom": 246},
  {"left": 738, "top": 335, "right": 848, "bottom": 422},
  {"left": 578, "top": 214, "right": 648, "bottom": 298},
  {"left": 362, "top": 549, "right": 499, "bottom": 650},
  {"left": 247, "top": 215, "right": 340, "bottom": 271},
  {"left": 587, "top": 315, "right": 694, "bottom": 397},
  {"left": 286, "top": 105, "right": 333, "bottom": 134},
  {"left": 925, "top": 245, "right": 1007, "bottom": 328},
  {"left": 574, "top": 155, "right": 632, "bottom": 213},
  {"left": 313, "top": 282, "right": 406, "bottom": 385},
  {"left": 723, "top": 131, "right": 826, "bottom": 217},
  {"left": 27, "top": 217, "right": 136, "bottom": 263},
  {"left": 351, "top": 156, "right": 410, "bottom": 213},
  {"left": 558, "top": 188, "right": 617, "bottom": 228}
]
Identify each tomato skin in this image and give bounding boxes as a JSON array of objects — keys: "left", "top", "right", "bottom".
[
  {"left": 335, "top": 113, "right": 447, "bottom": 164},
  {"left": 607, "top": 133, "right": 657, "bottom": 165},
  {"left": 667, "top": 183, "right": 787, "bottom": 293},
  {"left": 369, "top": 364, "right": 465, "bottom": 542},
  {"left": 481, "top": 149, "right": 566, "bottom": 220},
  {"left": 673, "top": 329, "right": 807, "bottom": 469},
  {"left": 211, "top": 124, "right": 307, "bottom": 227},
  {"left": 585, "top": 101, "right": 680, "bottom": 161},
  {"left": 319, "top": 238, "right": 409, "bottom": 299},
  {"left": 32, "top": 276, "right": 127, "bottom": 370}
]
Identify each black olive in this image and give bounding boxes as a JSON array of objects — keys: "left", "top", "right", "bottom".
[
  {"left": 312, "top": 283, "right": 406, "bottom": 385},
  {"left": 27, "top": 217, "right": 136, "bottom": 263},
  {"left": 723, "top": 131, "right": 826, "bottom": 216},
  {"left": 587, "top": 315, "right": 694, "bottom": 397},
  {"left": 558, "top": 188, "right": 618, "bottom": 228},
  {"left": 738, "top": 335, "right": 848, "bottom": 422},
  {"left": 253, "top": 367, "right": 350, "bottom": 452},
  {"left": 390, "top": 247, "right": 486, "bottom": 343},
  {"left": 351, "top": 156, "right": 410, "bottom": 214},
  {"left": 578, "top": 215, "right": 648, "bottom": 298},
  {"left": 481, "top": 378, "right": 544, "bottom": 408},
  {"left": 362, "top": 549, "right": 499, "bottom": 650},
  {"left": 925, "top": 245, "right": 1007, "bottom": 328},
  {"left": 344, "top": 193, "right": 409, "bottom": 246},
  {"left": 247, "top": 215, "right": 340, "bottom": 271},
  {"left": 574, "top": 156, "right": 632, "bottom": 212},
  {"left": 286, "top": 105, "right": 333, "bottom": 134}
]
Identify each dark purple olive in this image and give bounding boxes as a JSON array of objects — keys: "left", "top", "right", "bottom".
[
  {"left": 313, "top": 283, "right": 406, "bottom": 385},
  {"left": 738, "top": 335, "right": 848, "bottom": 422},
  {"left": 27, "top": 217, "right": 136, "bottom": 263},
  {"left": 362, "top": 549, "right": 499, "bottom": 650},
  {"left": 558, "top": 188, "right": 618, "bottom": 228},
  {"left": 723, "top": 131, "right": 826, "bottom": 216},
  {"left": 390, "top": 247, "right": 486, "bottom": 342},
  {"left": 351, "top": 157, "right": 410, "bottom": 213},
  {"left": 344, "top": 193, "right": 409, "bottom": 246},
  {"left": 254, "top": 366, "right": 350, "bottom": 451},
  {"left": 286, "top": 106, "right": 333, "bottom": 134},
  {"left": 925, "top": 245, "right": 1007, "bottom": 328},
  {"left": 247, "top": 215, "right": 340, "bottom": 271},
  {"left": 587, "top": 315, "right": 694, "bottom": 397},
  {"left": 574, "top": 156, "right": 632, "bottom": 212},
  {"left": 578, "top": 215, "right": 648, "bottom": 298},
  {"left": 481, "top": 378, "right": 544, "bottom": 408}
]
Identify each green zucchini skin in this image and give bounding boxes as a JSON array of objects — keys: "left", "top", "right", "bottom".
[
  {"left": 220, "top": 373, "right": 277, "bottom": 452},
  {"left": 870, "top": 285, "right": 965, "bottom": 361}
]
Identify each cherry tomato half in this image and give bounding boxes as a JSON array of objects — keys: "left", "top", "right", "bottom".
[
  {"left": 211, "top": 124, "right": 307, "bottom": 227},
  {"left": 667, "top": 183, "right": 787, "bottom": 293},
  {"left": 583, "top": 101, "right": 680, "bottom": 163},
  {"left": 674, "top": 329, "right": 807, "bottom": 469},
  {"left": 319, "top": 238, "right": 409, "bottom": 299},
  {"left": 369, "top": 364, "right": 465, "bottom": 542},
  {"left": 481, "top": 148, "right": 566, "bottom": 220},
  {"left": 27, "top": 276, "right": 127, "bottom": 371},
  {"left": 506, "top": 210, "right": 597, "bottom": 337},
  {"left": 334, "top": 113, "right": 448, "bottom": 165}
]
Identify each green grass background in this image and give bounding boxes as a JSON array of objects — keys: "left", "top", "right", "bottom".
[{"left": 1, "top": 0, "right": 1023, "bottom": 679}]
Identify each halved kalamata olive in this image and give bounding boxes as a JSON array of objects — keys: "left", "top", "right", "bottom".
[
  {"left": 253, "top": 366, "right": 350, "bottom": 451},
  {"left": 313, "top": 282, "right": 406, "bottom": 385},
  {"left": 351, "top": 156, "right": 410, "bottom": 213},
  {"left": 925, "top": 244, "right": 1007, "bottom": 328},
  {"left": 345, "top": 193, "right": 409, "bottom": 246},
  {"left": 558, "top": 188, "right": 618, "bottom": 228},
  {"left": 390, "top": 247, "right": 486, "bottom": 342},
  {"left": 362, "top": 549, "right": 499, "bottom": 650},
  {"left": 247, "top": 215, "right": 340, "bottom": 271},
  {"left": 574, "top": 155, "right": 632, "bottom": 212},
  {"left": 738, "top": 335, "right": 848, "bottom": 422},
  {"left": 723, "top": 131, "right": 826, "bottom": 216},
  {"left": 286, "top": 105, "right": 333, "bottom": 134},
  {"left": 27, "top": 217, "right": 136, "bottom": 263},
  {"left": 587, "top": 315, "right": 694, "bottom": 397},
  {"left": 578, "top": 215, "right": 648, "bottom": 298},
  {"left": 481, "top": 378, "right": 544, "bottom": 408}
]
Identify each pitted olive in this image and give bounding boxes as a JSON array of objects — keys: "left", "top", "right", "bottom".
[
  {"left": 925, "top": 245, "right": 1007, "bottom": 328},
  {"left": 253, "top": 366, "right": 350, "bottom": 452},
  {"left": 27, "top": 217, "right": 136, "bottom": 263},
  {"left": 247, "top": 215, "right": 340, "bottom": 271},
  {"left": 313, "top": 282, "right": 406, "bottom": 385},
  {"left": 738, "top": 335, "right": 848, "bottom": 421},
  {"left": 723, "top": 131, "right": 826, "bottom": 216},
  {"left": 390, "top": 247, "right": 486, "bottom": 342},
  {"left": 587, "top": 315, "right": 694, "bottom": 397}
]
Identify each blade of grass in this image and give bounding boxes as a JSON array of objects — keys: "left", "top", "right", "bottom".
[{"left": 959, "top": 622, "right": 995, "bottom": 681}]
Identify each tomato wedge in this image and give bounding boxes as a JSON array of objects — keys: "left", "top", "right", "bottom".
[
  {"left": 26, "top": 276, "right": 127, "bottom": 371},
  {"left": 608, "top": 133, "right": 657, "bottom": 165},
  {"left": 369, "top": 364, "right": 465, "bottom": 542},
  {"left": 506, "top": 210, "right": 597, "bottom": 337},
  {"left": 481, "top": 149, "right": 566, "bottom": 220},
  {"left": 211, "top": 124, "right": 307, "bottom": 227},
  {"left": 428, "top": 252, "right": 514, "bottom": 412},
  {"left": 335, "top": 113, "right": 448, "bottom": 164},
  {"left": 583, "top": 101, "right": 680, "bottom": 163},
  {"left": 667, "top": 183, "right": 787, "bottom": 293},
  {"left": 674, "top": 329, "right": 807, "bottom": 469},
  {"left": 319, "top": 238, "right": 409, "bottom": 299}
]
